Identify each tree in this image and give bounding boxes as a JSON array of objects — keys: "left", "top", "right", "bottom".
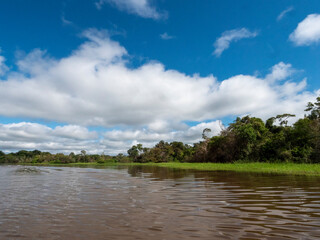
[
  {"left": 190, "top": 128, "right": 212, "bottom": 162},
  {"left": 265, "top": 117, "right": 276, "bottom": 130},
  {"left": 207, "top": 134, "right": 237, "bottom": 163},
  {"left": 80, "top": 150, "right": 88, "bottom": 162},
  {"left": 202, "top": 128, "right": 211, "bottom": 140},
  {"left": 305, "top": 96, "right": 320, "bottom": 120},
  {"left": 290, "top": 118, "right": 314, "bottom": 162},
  {"left": 0, "top": 151, "right": 5, "bottom": 163},
  {"left": 170, "top": 141, "right": 186, "bottom": 162},
  {"left": 228, "top": 116, "right": 269, "bottom": 161},
  {"left": 127, "top": 144, "right": 144, "bottom": 162},
  {"left": 276, "top": 114, "right": 296, "bottom": 127}
]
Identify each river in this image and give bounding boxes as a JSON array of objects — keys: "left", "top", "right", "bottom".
[{"left": 0, "top": 165, "right": 320, "bottom": 239}]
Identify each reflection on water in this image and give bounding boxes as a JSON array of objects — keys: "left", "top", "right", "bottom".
[{"left": 0, "top": 165, "right": 320, "bottom": 239}]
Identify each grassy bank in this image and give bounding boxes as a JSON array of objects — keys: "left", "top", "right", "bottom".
[
  {"left": 145, "top": 162, "right": 320, "bottom": 176},
  {"left": 19, "top": 162, "right": 320, "bottom": 176}
]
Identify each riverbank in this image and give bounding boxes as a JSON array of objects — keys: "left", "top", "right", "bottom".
[
  {"left": 17, "top": 162, "right": 320, "bottom": 176},
  {"left": 149, "top": 162, "right": 320, "bottom": 176}
]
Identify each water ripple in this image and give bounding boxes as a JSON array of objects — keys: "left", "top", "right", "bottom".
[{"left": 0, "top": 165, "right": 320, "bottom": 239}]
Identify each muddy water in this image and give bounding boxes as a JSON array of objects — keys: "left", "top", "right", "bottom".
[{"left": 0, "top": 165, "right": 320, "bottom": 239}]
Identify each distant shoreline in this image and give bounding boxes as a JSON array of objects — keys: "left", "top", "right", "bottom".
[{"left": 6, "top": 162, "right": 320, "bottom": 177}]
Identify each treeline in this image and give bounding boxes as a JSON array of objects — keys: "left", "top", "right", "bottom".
[
  {"left": 1, "top": 96, "right": 320, "bottom": 164},
  {"left": 127, "top": 96, "right": 320, "bottom": 163},
  {"left": 0, "top": 150, "right": 130, "bottom": 164}
]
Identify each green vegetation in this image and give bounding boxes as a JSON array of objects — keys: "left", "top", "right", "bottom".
[
  {"left": 13, "top": 162, "right": 320, "bottom": 176},
  {"left": 141, "top": 162, "right": 320, "bottom": 176},
  {"left": 1, "top": 96, "right": 320, "bottom": 173},
  {"left": 0, "top": 150, "right": 131, "bottom": 165}
]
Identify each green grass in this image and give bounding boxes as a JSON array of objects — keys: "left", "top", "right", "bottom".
[
  {"left": 19, "top": 161, "right": 320, "bottom": 176},
  {"left": 143, "top": 162, "right": 320, "bottom": 176}
]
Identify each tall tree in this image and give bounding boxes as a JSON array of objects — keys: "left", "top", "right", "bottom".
[{"left": 305, "top": 96, "right": 320, "bottom": 120}]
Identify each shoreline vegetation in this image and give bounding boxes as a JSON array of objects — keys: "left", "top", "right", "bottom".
[
  {"left": 10, "top": 162, "right": 320, "bottom": 176},
  {"left": 1, "top": 96, "right": 320, "bottom": 176}
]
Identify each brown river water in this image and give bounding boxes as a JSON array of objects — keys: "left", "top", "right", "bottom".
[{"left": 0, "top": 165, "right": 320, "bottom": 239}]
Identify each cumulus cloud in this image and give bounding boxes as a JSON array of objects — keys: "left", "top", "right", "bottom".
[
  {"left": 95, "top": 0, "right": 166, "bottom": 20},
  {"left": 213, "top": 28, "right": 258, "bottom": 57},
  {"left": 0, "top": 29, "right": 216, "bottom": 127},
  {"left": 0, "top": 122, "right": 100, "bottom": 154},
  {"left": 290, "top": 14, "right": 320, "bottom": 46},
  {"left": 277, "top": 6, "right": 294, "bottom": 21},
  {"left": 265, "top": 62, "right": 295, "bottom": 83},
  {"left": 0, "top": 28, "right": 316, "bottom": 128},
  {"left": 0, "top": 28, "right": 318, "bottom": 154}
]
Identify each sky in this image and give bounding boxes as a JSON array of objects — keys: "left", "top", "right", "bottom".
[{"left": 1, "top": 0, "right": 320, "bottom": 155}]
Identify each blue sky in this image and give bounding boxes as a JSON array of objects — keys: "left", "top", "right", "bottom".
[{"left": 1, "top": 0, "right": 320, "bottom": 154}]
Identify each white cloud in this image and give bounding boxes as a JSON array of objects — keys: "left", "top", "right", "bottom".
[
  {"left": 0, "top": 122, "right": 100, "bottom": 154},
  {"left": 0, "top": 55, "right": 9, "bottom": 76},
  {"left": 213, "top": 28, "right": 258, "bottom": 57},
  {"left": 0, "top": 28, "right": 318, "bottom": 154},
  {"left": 160, "top": 32, "right": 174, "bottom": 40},
  {"left": 277, "top": 6, "right": 294, "bottom": 21},
  {"left": 0, "top": 121, "right": 223, "bottom": 155},
  {"left": 53, "top": 125, "right": 98, "bottom": 140},
  {"left": 61, "top": 15, "right": 73, "bottom": 26},
  {"left": 0, "top": 29, "right": 316, "bottom": 128},
  {"left": 0, "top": 29, "right": 216, "bottom": 127},
  {"left": 95, "top": 0, "right": 166, "bottom": 20},
  {"left": 102, "top": 120, "right": 223, "bottom": 154},
  {"left": 290, "top": 14, "right": 320, "bottom": 46},
  {"left": 265, "top": 62, "right": 294, "bottom": 83}
]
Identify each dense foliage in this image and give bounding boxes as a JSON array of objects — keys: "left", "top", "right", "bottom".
[
  {"left": 0, "top": 149, "right": 130, "bottom": 164},
  {"left": 1, "top": 97, "right": 320, "bottom": 164}
]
